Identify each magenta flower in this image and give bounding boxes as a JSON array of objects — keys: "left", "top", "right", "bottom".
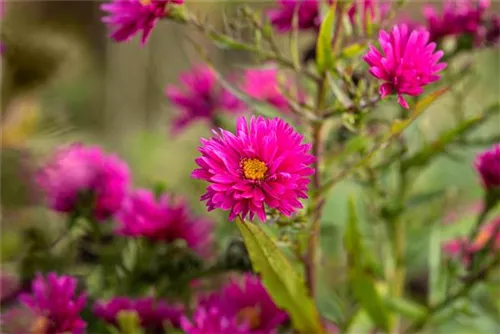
[
  {"left": 242, "top": 68, "right": 294, "bottom": 113},
  {"left": 474, "top": 144, "right": 500, "bottom": 190},
  {"left": 201, "top": 274, "right": 288, "bottom": 334},
  {"left": 101, "top": 0, "right": 183, "bottom": 45},
  {"left": 485, "top": 15, "right": 500, "bottom": 45},
  {"left": 267, "top": 0, "right": 321, "bottom": 33},
  {"left": 116, "top": 189, "right": 213, "bottom": 257},
  {"left": 166, "top": 66, "right": 245, "bottom": 134},
  {"left": 423, "top": 0, "right": 490, "bottom": 44},
  {"left": 363, "top": 24, "right": 447, "bottom": 108},
  {"left": 181, "top": 306, "right": 249, "bottom": 334},
  {"left": 37, "top": 143, "right": 130, "bottom": 220},
  {"left": 347, "top": 0, "right": 390, "bottom": 34},
  {"left": 94, "top": 297, "right": 184, "bottom": 332},
  {"left": 443, "top": 217, "right": 500, "bottom": 264},
  {"left": 192, "top": 116, "right": 314, "bottom": 221},
  {"left": 18, "top": 273, "right": 87, "bottom": 334}
]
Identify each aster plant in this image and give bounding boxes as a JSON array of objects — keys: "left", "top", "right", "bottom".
[{"left": 2, "top": 1, "right": 500, "bottom": 334}]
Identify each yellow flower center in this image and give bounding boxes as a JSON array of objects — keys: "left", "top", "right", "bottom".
[
  {"left": 140, "top": 0, "right": 152, "bottom": 5},
  {"left": 241, "top": 158, "right": 267, "bottom": 181},
  {"left": 237, "top": 306, "right": 261, "bottom": 329},
  {"left": 30, "top": 317, "right": 49, "bottom": 334}
]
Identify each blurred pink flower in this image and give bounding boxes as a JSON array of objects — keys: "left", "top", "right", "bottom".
[
  {"left": 37, "top": 143, "right": 130, "bottom": 220},
  {"left": 181, "top": 306, "right": 249, "bottom": 334},
  {"left": 485, "top": 15, "right": 500, "bottom": 45},
  {"left": 166, "top": 66, "right": 245, "bottom": 134},
  {"left": 94, "top": 297, "right": 184, "bottom": 332},
  {"left": 363, "top": 24, "right": 447, "bottom": 108},
  {"left": 347, "top": 0, "right": 390, "bottom": 34},
  {"left": 192, "top": 116, "right": 314, "bottom": 221},
  {"left": 423, "top": 0, "right": 490, "bottom": 44},
  {"left": 116, "top": 189, "right": 214, "bottom": 257},
  {"left": 200, "top": 274, "right": 288, "bottom": 334},
  {"left": 474, "top": 144, "right": 500, "bottom": 190},
  {"left": 101, "top": 0, "right": 183, "bottom": 45},
  {"left": 19, "top": 273, "right": 87, "bottom": 334},
  {"left": 267, "top": 0, "right": 321, "bottom": 33},
  {"left": 242, "top": 67, "right": 303, "bottom": 114},
  {"left": 443, "top": 216, "right": 500, "bottom": 264}
]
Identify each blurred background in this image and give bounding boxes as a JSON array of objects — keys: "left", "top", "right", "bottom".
[{"left": 0, "top": 1, "right": 499, "bottom": 331}]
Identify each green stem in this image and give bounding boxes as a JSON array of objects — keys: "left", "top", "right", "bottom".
[
  {"left": 305, "top": 75, "right": 327, "bottom": 299},
  {"left": 404, "top": 256, "right": 500, "bottom": 334}
]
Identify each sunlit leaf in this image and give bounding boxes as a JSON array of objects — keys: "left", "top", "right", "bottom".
[
  {"left": 316, "top": 3, "right": 336, "bottom": 73},
  {"left": 235, "top": 218, "right": 324, "bottom": 333}
]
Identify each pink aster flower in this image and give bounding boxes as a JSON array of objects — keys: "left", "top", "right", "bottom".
[
  {"left": 363, "top": 24, "right": 447, "bottom": 109},
  {"left": 181, "top": 306, "right": 249, "bottom": 334},
  {"left": 101, "top": 0, "right": 183, "bottom": 45},
  {"left": 94, "top": 297, "right": 184, "bottom": 332},
  {"left": 267, "top": 0, "right": 321, "bottom": 33},
  {"left": 18, "top": 273, "right": 87, "bottom": 334},
  {"left": 116, "top": 189, "right": 213, "bottom": 257},
  {"left": 192, "top": 116, "right": 314, "bottom": 222},
  {"left": 201, "top": 274, "right": 288, "bottom": 334},
  {"left": 423, "top": 0, "right": 490, "bottom": 46},
  {"left": 475, "top": 144, "right": 500, "bottom": 190},
  {"left": 347, "top": 0, "right": 390, "bottom": 34},
  {"left": 166, "top": 66, "right": 245, "bottom": 134},
  {"left": 37, "top": 143, "right": 130, "bottom": 220},
  {"left": 242, "top": 67, "right": 300, "bottom": 114}
]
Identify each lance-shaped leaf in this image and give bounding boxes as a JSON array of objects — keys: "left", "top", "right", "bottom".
[
  {"left": 316, "top": 3, "right": 336, "bottom": 73},
  {"left": 236, "top": 218, "right": 324, "bottom": 333},
  {"left": 344, "top": 197, "right": 389, "bottom": 332}
]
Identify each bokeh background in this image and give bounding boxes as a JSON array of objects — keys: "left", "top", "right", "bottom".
[{"left": 1, "top": 1, "right": 499, "bottom": 331}]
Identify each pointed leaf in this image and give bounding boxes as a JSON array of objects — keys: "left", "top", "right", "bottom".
[
  {"left": 344, "top": 197, "right": 390, "bottom": 331},
  {"left": 236, "top": 218, "right": 324, "bottom": 333},
  {"left": 316, "top": 3, "right": 336, "bottom": 73}
]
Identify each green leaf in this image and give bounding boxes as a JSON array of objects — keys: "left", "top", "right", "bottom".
[
  {"left": 428, "top": 222, "right": 445, "bottom": 307},
  {"left": 344, "top": 197, "right": 390, "bottom": 332},
  {"left": 235, "top": 218, "right": 324, "bottom": 333},
  {"left": 316, "top": 3, "right": 336, "bottom": 73},
  {"left": 340, "top": 43, "right": 366, "bottom": 59},
  {"left": 385, "top": 297, "right": 428, "bottom": 320},
  {"left": 387, "top": 87, "right": 449, "bottom": 138},
  {"left": 117, "top": 310, "right": 145, "bottom": 334}
]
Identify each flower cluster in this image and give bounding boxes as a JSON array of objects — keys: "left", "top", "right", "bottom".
[
  {"left": 101, "top": 0, "right": 184, "bottom": 45},
  {"left": 36, "top": 143, "right": 130, "bottom": 220},
  {"left": 364, "top": 24, "right": 447, "bottom": 108},
  {"left": 267, "top": 0, "right": 321, "bottom": 33},
  {"left": 423, "top": 0, "right": 490, "bottom": 45},
  {"left": 116, "top": 188, "right": 214, "bottom": 257},
  {"left": 165, "top": 66, "right": 245, "bottom": 134},
  {"left": 94, "top": 297, "right": 184, "bottom": 332},
  {"left": 192, "top": 116, "right": 315, "bottom": 221},
  {"left": 184, "top": 274, "right": 288, "bottom": 334},
  {"left": 19, "top": 273, "right": 87, "bottom": 334}
]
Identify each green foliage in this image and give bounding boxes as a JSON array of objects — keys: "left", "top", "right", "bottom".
[
  {"left": 236, "top": 218, "right": 324, "bottom": 334},
  {"left": 344, "top": 197, "right": 389, "bottom": 332},
  {"left": 316, "top": 3, "right": 336, "bottom": 73}
]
